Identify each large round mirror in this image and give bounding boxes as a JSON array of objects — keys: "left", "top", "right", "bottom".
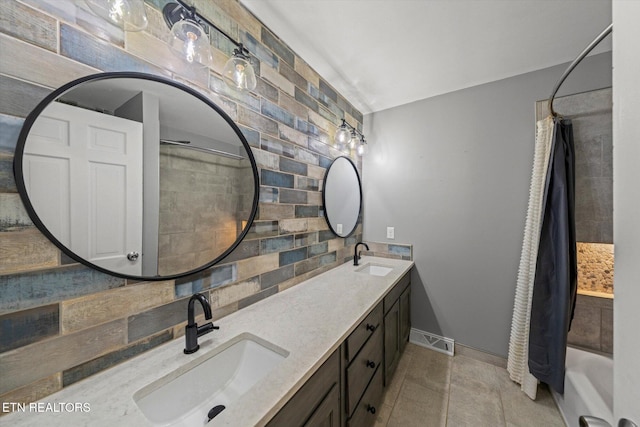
[
  {"left": 14, "top": 72, "right": 259, "bottom": 280},
  {"left": 322, "top": 156, "right": 362, "bottom": 237}
]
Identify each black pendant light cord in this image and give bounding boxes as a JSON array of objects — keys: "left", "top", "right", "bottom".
[{"left": 339, "top": 119, "right": 366, "bottom": 141}]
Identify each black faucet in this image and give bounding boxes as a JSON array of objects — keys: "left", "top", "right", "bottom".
[
  {"left": 184, "top": 293, "right": 219, "bottom": 354},
  {"left": 354, "top": 242, "right": 370, "bottom": 266}
]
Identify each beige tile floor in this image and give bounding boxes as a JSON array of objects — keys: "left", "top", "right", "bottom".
[{"left": 375, "top": 343, "right": 566, "bottom": 427}]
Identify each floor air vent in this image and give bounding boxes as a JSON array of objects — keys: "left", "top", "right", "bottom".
[{"left": 410, "top": 328, "right": 454, "bottom": 356}]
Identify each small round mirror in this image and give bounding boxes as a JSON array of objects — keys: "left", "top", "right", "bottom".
[{"left": 322, "top": 156, "right": 362, "bottom": 237}]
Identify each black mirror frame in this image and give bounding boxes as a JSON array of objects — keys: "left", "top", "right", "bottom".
[
  {"left": 13, "top": 71, "right": 260, "bottom": 281},
  {"left": 321, "top": 155, "right": 362, "bottom": 238}
]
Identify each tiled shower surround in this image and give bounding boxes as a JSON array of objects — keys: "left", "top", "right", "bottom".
[
  {"left": 0, "top": 0, "right": 411, "bottom": 409},
  {"left": 536, "top": 89, "right": 614, "bottom": 355},
  {"left": 535, "top": 88, "right": 613, "bottom": 246},
  {"left": 569, "top": 242, "right": 614, "bottom": 355},
  {"left": 577, "top": 242, "right": 613, "bottom": 295}
]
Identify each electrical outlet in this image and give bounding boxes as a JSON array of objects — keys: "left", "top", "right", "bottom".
[
  {"left": 337, "top": 223, "right": 343, "bottom": 234},
  {"left": 387, "top": 227, "right": 395, "bottom": 239}
]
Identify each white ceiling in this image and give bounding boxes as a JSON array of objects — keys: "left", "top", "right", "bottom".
[
  {"left": 240, "top": 0, "right": 612, "bottom": 114},
  {"left": 60, "top": 78, "right": 241, "bottom": 145}
]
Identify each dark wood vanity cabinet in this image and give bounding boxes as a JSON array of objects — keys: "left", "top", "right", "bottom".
[
  {"left": 383, "top": 272, "right": 411, "bottom": 385},
  {"left": 266, "top": 269, "right": 411, "bottom": 427}
]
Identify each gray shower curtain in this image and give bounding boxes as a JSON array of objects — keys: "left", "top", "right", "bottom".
[{"left": 528, "top": 118, "right": 577, "bottom": 394}]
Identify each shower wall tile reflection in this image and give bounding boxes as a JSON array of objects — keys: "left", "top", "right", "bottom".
[{"left": 158, "top": 147, "right": 254, "bottom": 276}]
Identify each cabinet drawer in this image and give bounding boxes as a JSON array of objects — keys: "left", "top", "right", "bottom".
[
  {"left": 346, "top": 302, "right": 382, "bottom": 362},
  {"left": 346, "top": 326, "right": 382, "bottom": 417},
  {"left": 347, "top": 366, "right": 384, "bottom": 427},
  {"left": 383, "top": 271, "right": 410, "bottom": 314}
]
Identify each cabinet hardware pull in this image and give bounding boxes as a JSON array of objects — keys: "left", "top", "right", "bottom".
[
  {"left": 366, "top": 324, "right": 376, "bottom": 332},
  {"left": 367, "top": 405, "right": 376, "bottom": 414},
  {"left": 366, "top": 360, "right": 375, "bottom": 369}
]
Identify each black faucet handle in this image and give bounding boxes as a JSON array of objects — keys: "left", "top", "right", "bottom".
[{"left": 197, "top": 322, "right": 219, "bottom": 336}]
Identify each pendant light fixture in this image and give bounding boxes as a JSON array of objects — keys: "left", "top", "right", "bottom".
[
  {"left": 348, "top": 130, "right": 359, "bottom": 150},
  {"left": 334, "top": 119, "right": 367, "bottom": 156},
  {"left": 356, "top": 136, "right": 367, "bottom": 156},
  {"left": 163, "top": 1, "right": 257, "bottom": 91},
  {"left": 85, "top": 0, "right": 148, "bottom": 31},
  {"left": 167, "top": 16, "right": 212, "bottom": 67},
  {"left": 223, "top": 44, "right": 257, "bottom": 91},
  {"left": 335, "top": 120, "right": 351, "bottom": 146}
]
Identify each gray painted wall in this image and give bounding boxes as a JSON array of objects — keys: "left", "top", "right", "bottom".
[{"left": 363, "top": 52, "right": 612, "bottom": 357}]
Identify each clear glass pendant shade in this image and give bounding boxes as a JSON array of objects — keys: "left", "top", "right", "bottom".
[
  {"left": 85, "top": 0, "right": 148, "bottom": 31},
  {"left": 168, "top": 19, "right": 212, "bottom": 67},
  {"left": 223, "top": 55, "right": 257, "bottom": 91},
  {"left": 357, "top": 142, "right": 367, "bottom": 156},
  {"left": 349, "top": 131, "right": 359, "bottom": 149},
  {"left": 335, "top": 125, "right": 351, "bottom": 146}
]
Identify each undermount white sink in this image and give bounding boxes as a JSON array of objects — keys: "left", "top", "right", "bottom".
[
  {"left": 134, "top": 334, "right": 288, "bottom": 426},
  {"left": 356, "top": 263, "right": 394, "bottom": 277}
]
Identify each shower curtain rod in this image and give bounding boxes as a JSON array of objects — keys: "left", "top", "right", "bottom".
[
  {"left": 159, "top": 139, "right": 245, "bottom": 160},
  {"left": 548, "top": 23, "right": 613, "bottom": 117}
]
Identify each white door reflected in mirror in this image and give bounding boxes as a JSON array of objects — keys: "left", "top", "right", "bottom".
[{"left": 24, "top": 102, "right": 143, "bottom": 276}]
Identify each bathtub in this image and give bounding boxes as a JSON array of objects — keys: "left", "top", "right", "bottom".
[{"left": 552, "top": 346, "right": 613, "bottom": 427}]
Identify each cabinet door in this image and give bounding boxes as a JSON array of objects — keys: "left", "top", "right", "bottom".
[
  {"left": 304, "top": 383, "right": 340, "bottom": 427},
  {"left": 399, "top": 286, "right": 411, "bottom": 353},
  {"left": 267, "top": 350, "right": 340, "bottom": 427},
  {"left": 384, "top": 299, "right": 400, "bottom": 385}
]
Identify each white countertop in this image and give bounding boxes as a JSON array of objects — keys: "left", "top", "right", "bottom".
[{"left": 4, "top": 256, "right": 413, "bottom": 427}]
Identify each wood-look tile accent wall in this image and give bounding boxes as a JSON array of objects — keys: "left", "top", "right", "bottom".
[{"left": 0, "top": 0, "right": 371, "bottom": 409}]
